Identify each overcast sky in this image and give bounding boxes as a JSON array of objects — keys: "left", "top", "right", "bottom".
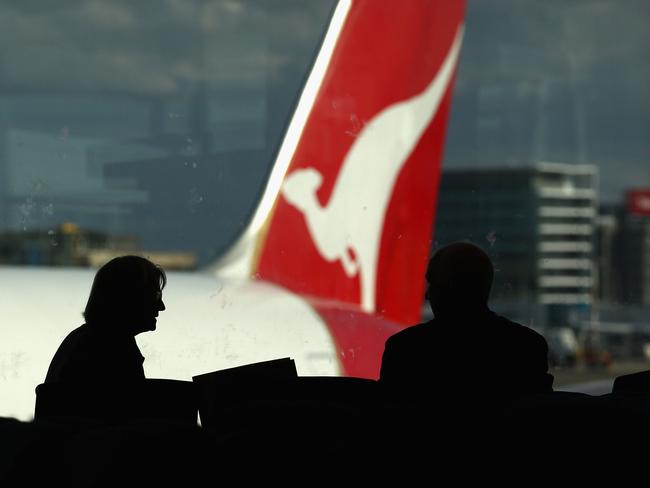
[
  {"left": 0, "top": 0, "right": 645, "bottom": 205},
  {"left": 443, "top": 0, "right": 650, "bottom": 202},
  {"left": 0, "top": 0, "right": 327, "bottom": 95}
]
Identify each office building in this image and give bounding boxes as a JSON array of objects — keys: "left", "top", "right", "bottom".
[
  {"left": 599, "top": 190, "right": 650, "bottom": 308},
  {"left": 434, "top": 162, "right": 598, "bottom": 328}
]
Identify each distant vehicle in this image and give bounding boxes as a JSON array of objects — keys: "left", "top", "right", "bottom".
[
  {"left": 0, "top": 0, "right": 465, "bottom": 419},
  {"left": 547, "top": 327, "right": 579, "bottom": 367}
]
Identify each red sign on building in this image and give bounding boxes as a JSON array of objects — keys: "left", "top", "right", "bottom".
[{"left": 628, "top": 189, "right": 650, "bottom": 216}]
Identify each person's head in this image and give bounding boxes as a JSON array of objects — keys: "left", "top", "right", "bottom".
[
  {"left": 83, "top": 255, "right": 166, "bottom": 335},
  {"left": 425, "top": 242, "right": 493, "bottom": 318}
]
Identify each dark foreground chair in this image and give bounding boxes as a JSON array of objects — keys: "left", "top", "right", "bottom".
[
  {"left": 612, "top": 369, "right": 650, "bottom": 393},
  {"left": 193, "top": 373, "right": 382, "bottom": 471},
  {"left": 34, "top": 379, "right": 198, "bottom": 425}
]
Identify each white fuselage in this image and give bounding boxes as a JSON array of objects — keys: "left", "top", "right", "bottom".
[{"left": 0, "top": 266, "right": 340, "bottom": 421}]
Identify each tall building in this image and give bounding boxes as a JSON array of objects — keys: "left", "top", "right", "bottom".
[
  {"left": 595, "top": 208, "right": 619, "bottom": 305},
  {"left": 434, "top": 162, "right": 598, "bottom": 329},
  {"left": 624, "top": 190, "right": 650, "bottom": 307},
  {"left": 593, "top": 190, "right": 650, "bottom": 359},
  {"left": 604, "top": 190, "right": 650, "bottom": 308}
]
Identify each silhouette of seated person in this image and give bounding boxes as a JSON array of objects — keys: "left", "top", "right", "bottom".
[
  {"left": 379, "top": 242, "right": 553, "bottom": 403},
  {"left": 44, "top": 255, "right": 166, "bottom": 385}
]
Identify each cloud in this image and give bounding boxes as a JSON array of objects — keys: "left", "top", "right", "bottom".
[
  {"left": 0, "top": 0, "right": 331, "bottom": 94},
  {"left": 445, "top": 0, "right": 650, "bottom": 198}
]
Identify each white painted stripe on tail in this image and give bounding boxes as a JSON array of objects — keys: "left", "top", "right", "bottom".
[
  {"left": 282, "top": 26, "right": 465, "bottom": 313},
  {"left": 211, "top": 0, "right": 352, "bottom": 278}
]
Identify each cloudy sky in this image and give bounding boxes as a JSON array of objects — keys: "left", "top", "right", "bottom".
[
  {"left": 443, "top": 0, "right": 650, "bottom": 202},
  {"left": 0, "top": 0, "right": 645, "bottom": 205},
  {"left": 0, "top": 0, "right": 328, "bottom": 95}
]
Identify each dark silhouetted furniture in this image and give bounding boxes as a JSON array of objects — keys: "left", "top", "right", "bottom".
[
  {"left": 612, "top": 370, "right": 650, "bottom": 393},
  {"left": 34, "top": 379, "right": 198, "bottom": 425},
  {"left": 192, "top": 358, "right": 382, "bottom": 443},
  {"left": 192, "top": 357, "right": 298, "bottom": 431}
]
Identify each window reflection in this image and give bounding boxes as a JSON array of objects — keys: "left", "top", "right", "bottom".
[{"left": 0, "top": 0, "right": 336, "bottom": 267}]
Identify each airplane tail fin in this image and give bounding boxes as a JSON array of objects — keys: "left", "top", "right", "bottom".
[{"left": 219, "top": 0, "right": 466, "bottom": 326}]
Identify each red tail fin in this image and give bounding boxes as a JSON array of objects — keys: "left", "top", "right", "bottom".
[{"left": 251, "top": 0, "right": 466, "bottom": 325}]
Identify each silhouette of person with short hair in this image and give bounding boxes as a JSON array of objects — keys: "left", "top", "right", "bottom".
[
  {"left": 44, "top": 255, "right": 166, "bottom": 384},
  {"left": 379, "top": 242, "right": 553, "bottom": 399}
]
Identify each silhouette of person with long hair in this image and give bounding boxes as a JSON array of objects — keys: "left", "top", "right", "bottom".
[
  {"left": 379, "top": 242, "right": 553, "bottom": 399},
  {"left": 44, "top": 255, "right": 166, "bottom": 384}
]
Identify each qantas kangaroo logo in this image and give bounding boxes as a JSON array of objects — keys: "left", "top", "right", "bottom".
[{"left": 282, "top": 27, "right": 464, "bottom": 314}]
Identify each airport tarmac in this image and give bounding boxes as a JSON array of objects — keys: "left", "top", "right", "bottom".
[{"left": 552, "top": 359, "right": 650, "bottom": 395}]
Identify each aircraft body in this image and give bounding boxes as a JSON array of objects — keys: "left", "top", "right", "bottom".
[{"left": 0, "top": 0, "right": 465, "bottom": 420}]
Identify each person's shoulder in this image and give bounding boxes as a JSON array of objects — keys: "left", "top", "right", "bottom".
[
  {"left": 386, "top": 321, "right": 433, "bottom": 345},
  {"left": 493, "top": 313, "right": 547, "bottom": 344},
  {"left": 61, "top": 323, "right": 110, "bottom": 349},
  {"left": 61, "top": 323, "right": 91, "bottom": 341}
]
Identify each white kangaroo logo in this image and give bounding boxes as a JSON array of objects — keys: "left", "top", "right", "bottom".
[{"left": 282, "top": 27, "right": 464, "bottom": 313}]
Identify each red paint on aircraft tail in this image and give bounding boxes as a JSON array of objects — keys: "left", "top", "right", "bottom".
[{"left": 256, "top": 0, "right": 465, "bottom": 375}]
